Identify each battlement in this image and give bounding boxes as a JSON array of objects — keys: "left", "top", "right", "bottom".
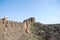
[
  {"left": 0, "top": 17, "right": 23, "bottom": 34},
  {"left": 0, "top": 17, "right": 35, "bottom": 26},
  {"left": 0, "top": 17, "right": 35, "bottom": 33},
  {"left": 0, "top": 17, "right": 35, "bottom": 40},
  {"left": 0, "top": 19, "right": 22, "bottom": 27}
]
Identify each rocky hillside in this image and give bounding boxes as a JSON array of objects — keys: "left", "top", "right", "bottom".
[
  {"left": 17, "top": 21, "right": 60, "bottom": 40},
  {"left": 0, "top": 16, "right": 60, "bottom": 40},
  {"left": 29, "top": 23, "right": 60, "bottom": 40}
]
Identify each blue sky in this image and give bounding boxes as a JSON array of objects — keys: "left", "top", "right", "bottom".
[{"left": 0, "top": 0, "right": 60, "bottom": 24}]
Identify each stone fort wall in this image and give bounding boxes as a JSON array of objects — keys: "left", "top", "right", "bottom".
[{"left": 0, "top": 17, "right": 35, "bottom": 40}]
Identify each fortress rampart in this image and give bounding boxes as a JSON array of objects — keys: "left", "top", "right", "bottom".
[{"left": 0, "top": 16, "right": 35, "bottom": 40}]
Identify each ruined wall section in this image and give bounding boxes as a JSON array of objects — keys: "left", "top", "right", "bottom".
[
  {"left": 0, "top": 18, "right": 23, "bottom": 40},
  {"left": 0, "top": 17, "right": 35, "bottom": 40},
  {"left": 0, "top": 19, "right": 22, "bottom": 33}
]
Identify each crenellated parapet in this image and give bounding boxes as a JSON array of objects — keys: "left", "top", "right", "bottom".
[
  {"left": 0, "top": 17, "right": 35, "bottom": 33},
  {"left": 0, "top": 16, "right": 36, "bottom": 40},
  {"left": 0, "top": 16, "right": 22, "bottom": 33},
  {"left": 0, "top": 16, "right": 24, "bottom": 40}
]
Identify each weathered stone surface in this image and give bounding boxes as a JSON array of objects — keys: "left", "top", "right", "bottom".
[{"left": 0, "top": 17, "right": 35, "bottom": 40}]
